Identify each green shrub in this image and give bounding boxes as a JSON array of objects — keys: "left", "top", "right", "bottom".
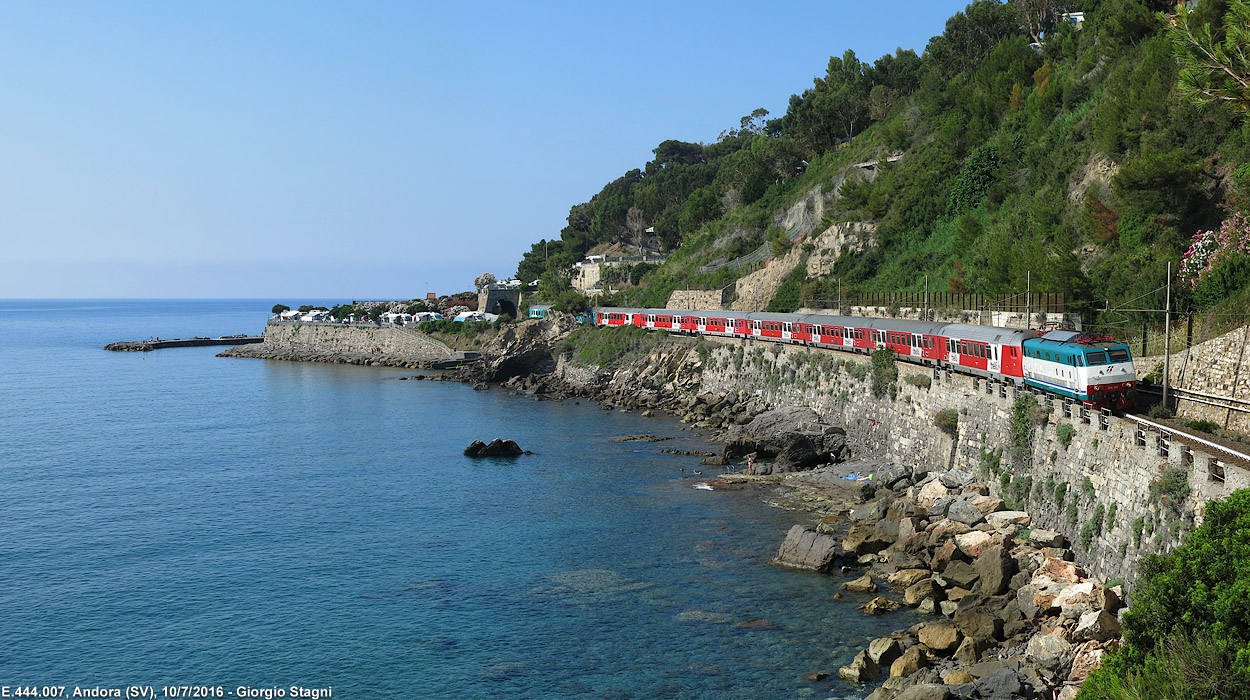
[
  {"left": 935, "top": 408, "right": 959, "bottom": 435},
  {"left": 1083, "top": 476, "right": 1096, "bottom": 501},
  {"left": 1150, "top": 467, "right": 1191, "bottom": 511},
  {"left": 1148, "top": 404, "right": 1175, "bottom": 420},
  {"left": 1010, "top": 394, "right": 1039, "bottom": 465},
  {"left": 1055, "top": 481, "right": 1068, "bottom": 508},
  {"left": 1134, "top": 516, "right": 1146, "bottom": 549},
  {"left": 1057, "top": 423, "right": 1076, "bottom": 449},
  {"left": 905, "top": 373, "right": 933, "bottom": 389},
  {"left": 870, "top": 349, "right": 898, "bottom": 398},
  {"left": 1108, "top": 502, "right": 1119, "bottom": 531},
  {"left": 843, "top": 361, "right": 869, "bottom": 380},
  {"left": 556, "top": 325, "right": 663, "bottom": 369},
  {"left": 1081, "top": 503, "right": 1106, "bottom": 549},
  {"left": 1079, "top": 489, "right": 1250, "bottom": 700},
  {"left": 1186, "top": 419, "right": 1221, "bottom": 434}
]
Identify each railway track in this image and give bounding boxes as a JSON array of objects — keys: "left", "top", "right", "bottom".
[{"left": 1118, "top": 409, "right": 1250, "bottom": 474}]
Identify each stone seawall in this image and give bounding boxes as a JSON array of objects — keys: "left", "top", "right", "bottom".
[
  {"left": 696, "top": 339, "right": 1247, "bottom": 584},
  {"left": 219, "top": 322, "right": 465, "bottom": 367},
  {"left": 259, "top": 322, "right": 453, "bottom": 358}
]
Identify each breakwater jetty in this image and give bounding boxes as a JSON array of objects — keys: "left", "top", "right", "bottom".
[{"left": 105, "top": 335, "right": 263, "bottom": 352}]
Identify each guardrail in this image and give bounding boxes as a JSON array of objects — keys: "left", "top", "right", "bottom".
[{"left": 1119, "top": 411, "right": 1250, "bottom": 467}]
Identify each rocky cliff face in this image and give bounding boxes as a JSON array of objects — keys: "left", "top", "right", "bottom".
[
  {"left": 731, "top": 220, "right": 876, "bottom": 312},
  {"left": 463, "top": 313, "right": 581, "bottom": 381}
]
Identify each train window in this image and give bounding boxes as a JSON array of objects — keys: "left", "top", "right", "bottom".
[
  {"left": 1087, "top": 351, "right": 1108, "bottom": 365},
  {"left": 1109, "top": 349, "right": 1129, "bottom": 362}
]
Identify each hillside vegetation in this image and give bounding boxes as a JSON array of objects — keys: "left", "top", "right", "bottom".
[{"left": 517, "top": 0, "right": 1250, "bottom": 326}]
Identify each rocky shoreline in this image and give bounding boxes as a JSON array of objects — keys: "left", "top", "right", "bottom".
[
  {"left": 767, "top": 462, "right": 1120, "bottom": 700},
  {"left": 229, "top": 316, "right": 1123, "bottom": 698},
  {"left": 428, "top": 320, "right": 1123, "bottom": 699},
  {"left": 217, "top": 345, "right": 472, "bottom": 369}
]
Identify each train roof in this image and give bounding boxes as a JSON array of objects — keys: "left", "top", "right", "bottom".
[
  {"left": 1026, "top": 331, "right": 1129, "bottom": 351},
  {"left": 938, "top": 323, "right": 1038, "bottom": 344},
  {"left": 591, "top": 306, "right": 1041, "bottom": 344}
]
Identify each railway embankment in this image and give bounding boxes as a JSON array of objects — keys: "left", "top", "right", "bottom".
[{"left": 460, "top": 318, "right": 1247, "bottom": 585}]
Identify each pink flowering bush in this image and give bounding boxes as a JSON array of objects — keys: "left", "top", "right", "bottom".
[{"left": 1179, "top": 209, "right": 1250, "bottom": 295}]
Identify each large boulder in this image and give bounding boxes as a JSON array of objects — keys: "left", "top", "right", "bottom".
[
  {"left": 868, "top": 636, "right": 904, "bottom": 666},
  {"left": 891, "top": 644, "right": 931, "bottom": 677},
  {"left": 860, "top": 596, "right": 903, "bottom": 615},
  {"left": 1028, "top": 529, "right": 1066, "bottom": 548},
  {"left": 463, "top": 438, "right": 524, "bottom": 457},
  {"left": 930, "top": 540, "right": 967, "bottom": 571},
  {"left": 1072, "top": 609, "right": 1123, "bottom": 643},
  {"left": 1036, "top": 557, "right": 1087, "bottom": 582},
  {"left": 918, "top": 621, "right": 963, "bottom": 654},
  {"left": 940, "top": 469, "right": 975, "bottom": 489},
  {"left": 904, "top": 578, "right": 940, "bottom": 606},
  {"left": 946, "top": 499, "right": 987, "bottom": 526},
  {"left": 1052, "top": 581, "right": 1095, "bottom": 609},
  {"left": 889, "top": 568, "right": 933, "bottom": 589},
  {"left": 941, "top": 560, "right": 981, "bottom": 589},
  {"left": 955, "top": 530, "right": 995, "bottom": 558},
  {"left": 844, "top": 522, "right": 896, "bottom": 555},
  {"left": 917, "top": 480, "right": 951, "bottom": 506},
  {"left": 1026, "top": 633, "right": 1074, "bottom": 678},
  {"left": 838, "top": 650, "right": 881, "bottom": 682},
  {"left": 842, "top": 574, "right": 878, "bottom": 593},
  {"left": 974, "top": 545, "right": 1015, "bottom": 596},
  {"left": 973, "top": 668, "right": 1024, "bottom": 700},
  {"left": 970, "top": 495, "right": 1005, "bottom": 514},
  {"left": 895, "top": 685, "right": 952, "bottom": 700},
  {"left": 1069, "top": 640, "right": 1108, "bottom": 681},
  {"left": 953, "top": 609, "right": 1002, "bottom": 644},
  {"left": 723, "top": 407, "right": 847, "bottom": 472},
  {"left": 985, "top": 510, "right": 1031, "bottom": 529},
  {"left": 772, "top": 525, "right": 844, "bottom": 572}
]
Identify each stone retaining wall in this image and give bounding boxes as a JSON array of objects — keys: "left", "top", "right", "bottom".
[
  {"left": 697, "top": 339, "right": 1247, "bottom": 584},
  {"left": 261, "top": 322, "right": 453, "bottom": 359},
  {"left": 1137, "top": 323, "right": 1250, "bottom": 433}
]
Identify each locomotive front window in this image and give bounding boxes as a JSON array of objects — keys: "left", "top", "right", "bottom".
[
  {"left": 1109, "top": 349, "right": 1129, "bottom": 362},
  {"left": 1087, "top": 351, "right": 1108, "bottom": 365}
]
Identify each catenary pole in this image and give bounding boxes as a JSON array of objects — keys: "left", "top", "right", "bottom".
[{"left": 1164, "top": 262, "right": 1172, "bottom": 410}]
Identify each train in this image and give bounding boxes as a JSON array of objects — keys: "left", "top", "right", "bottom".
[{"left": 589, "top": 306, "right": 1137, "bottom": 410}]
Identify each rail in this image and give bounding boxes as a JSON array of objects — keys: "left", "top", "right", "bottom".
[
  {"left": 1136, "top": 384, "right": 1250, "bottom": 414},
  {"left": 1118, "top": 411, "right": 1250, "bottom": 466}
]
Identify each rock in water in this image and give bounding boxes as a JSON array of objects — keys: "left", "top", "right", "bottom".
[
  {"left": 772, "top": 525, "right": 844, "bottom": 573},
  {"left": 464, "top": 438, "right": 524, "bottom": 457}
]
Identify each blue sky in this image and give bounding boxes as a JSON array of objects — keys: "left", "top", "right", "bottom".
[{"left": 0, "top": 1, "right": 974, "bottom": 299}]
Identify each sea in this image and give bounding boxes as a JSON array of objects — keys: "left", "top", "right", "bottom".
[{"left": 0, "top": 300, "right": 914, "bottom": 700}]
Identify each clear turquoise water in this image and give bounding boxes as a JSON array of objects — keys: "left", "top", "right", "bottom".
[{"left": 0, "top": 300, "right": 911, "bottom": 699}]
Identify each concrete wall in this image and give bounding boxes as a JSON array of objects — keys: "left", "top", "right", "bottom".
[
  {"left": 698, "top": 339, "right": 1247, "bottom": 584},
  {"left": 263, "top": 322, "right": 453, "bottom": 359}
]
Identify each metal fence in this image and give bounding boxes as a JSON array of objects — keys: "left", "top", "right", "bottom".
[
  {"left": 696, "top": 210, "right": 814, "bottom": 275},
  {"left": 806, "top": 292, "right": 1066, "bottom": 314},
  {"left": 1093, "top": 311, "right": 1250, "bottom": 359}
]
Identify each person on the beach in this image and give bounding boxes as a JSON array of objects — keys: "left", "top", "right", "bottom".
[{"left": 746, "top": 454, "right": 755, "bottom": 476}]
